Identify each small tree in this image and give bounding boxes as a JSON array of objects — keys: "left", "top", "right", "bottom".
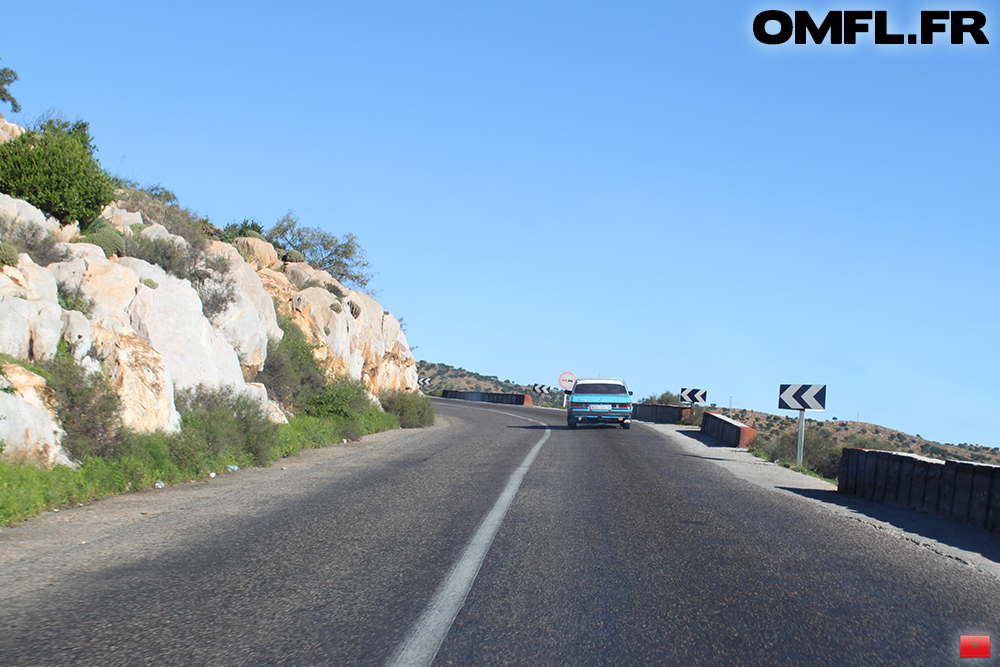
[
  {"left": 0, "top": 118, "right": 114, "bottom": 228},
  {"left": 0, "top": 57, "right": 20, "bottom": 113},
  {"left": 267, "top": 211, "right": 374, "bottom": 290}
]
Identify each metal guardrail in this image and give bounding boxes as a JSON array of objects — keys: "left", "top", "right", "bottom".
[
  {"left": 440, "top": 390, "right": 532, "bottom": 406},
  {"left": 838, "top": 448, "right": 1000, "bottom": 534}
]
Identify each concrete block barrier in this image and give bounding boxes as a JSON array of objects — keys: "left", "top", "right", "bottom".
[
  {"left": 838, "top": 448, "right": 1000, "bottom": 534},
  {"left": 895, "top": 456, "right": 914, "bottom": 508},
  {"left": 631, "top": 404, "right": 690, "bottom": 424},
  {"left": 700, "top": 413, "right": 757, "bottom": 449},
  {"left": 440, "top": 390, "right": 532, "bottom": 406},
  {"left": 988, "top": 468, "right": 1000, "bottom": 533},
  {"left": 907, "top": 459, "right": 928, "bottom": 511},
  {"left": 937, "top": 462, "right": 957, "bottom": 519},
  {"left": 874, "top": 452, "right": 892, "bottom": 503},
  {"left": 968, "top": 464, "right": 994, "bottom": 529}
]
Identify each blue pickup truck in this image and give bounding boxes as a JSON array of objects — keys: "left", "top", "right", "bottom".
[{"left": 566, "top": 378, "right": 633, "bottom": 429}]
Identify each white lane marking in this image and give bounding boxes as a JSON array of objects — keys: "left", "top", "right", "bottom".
[{"left": 388, "top": 412, "right": 551, "bottom": 667}]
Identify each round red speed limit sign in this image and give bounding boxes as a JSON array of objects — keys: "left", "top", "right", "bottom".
[{"left": 558, "top": 372, "right": 576, "bottom": 391}]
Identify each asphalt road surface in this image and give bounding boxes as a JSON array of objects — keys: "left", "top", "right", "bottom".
[{"left": 2, "top": 398, "right": 998, "bottom": 666}]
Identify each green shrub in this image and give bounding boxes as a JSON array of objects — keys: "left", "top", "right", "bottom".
[
  {"left": 285, "top": 249, "right": 305, "bottom": 263},
  {"left": 174, "top": 385, "right": 278, "bottom": 465},
  {"left": 82, "top": 226, "right": 125, "bottom": 258},
  {"left": 752, "top": 427, "right": 843, "bottom": 480},
  {"left": 305, "top": 375, "right": 372, "bottom": 420},
  {"left": 220, "top": 218, "right": 265, "bottom": 244},
  {"left": 0, "top": 119, "right": 115, "bottom": 228},
  {"left": 115, "top": 185, "right": 208, "bottom": 251},
  {"left": 379, "top": 390, "right": 435, "bottom": 428},
  {"left": 0, "top": 214, "right": 69, "bottom": 267},
  {"left": 142, "top": 278, "right": 158, "bottom": 289},
  {"left": 0, "top": 241, "right": 17, "bottom": 266},
  {"left": 44, "top": 352, "right": 126, "bottom": 461},
  {"left": 255, "top": 311, "right": 327, "bottom": 411},
  {"left": 57, "top": 280, "right": 95, "bottom": 317},
  {"left": 124, "top": 235, "right": 195, "bottom": 277}
]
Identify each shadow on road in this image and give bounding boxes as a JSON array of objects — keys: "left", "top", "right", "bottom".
[{"left": 779, "top": 486, "right": 1000, "bottom": 564}]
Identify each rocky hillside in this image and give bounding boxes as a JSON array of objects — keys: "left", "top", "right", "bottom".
[
  {"left": 416, "top": 361, "right": 566, "bottom": 408},
  {"left": 0, "top": 178, "right": 418, "bottom": 467}
]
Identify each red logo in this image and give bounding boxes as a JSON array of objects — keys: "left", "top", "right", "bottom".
[{"left": 960, "top": 635, "right": 990, "bottom": 658}]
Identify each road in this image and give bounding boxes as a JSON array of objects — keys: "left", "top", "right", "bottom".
[{"left": 1, "top": 398, "right": 998, "bottom": 666}]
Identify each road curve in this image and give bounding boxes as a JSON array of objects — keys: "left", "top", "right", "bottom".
[{"left": 1, "top": 398, "right": 997, "bottom": 666}]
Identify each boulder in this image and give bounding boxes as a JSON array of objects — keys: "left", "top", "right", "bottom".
[
  {"left": 1, "top": 363, "right": 58, "bottom": 421},
  {"left": 61, "top": 310, "right": 93, "bottom": 363},
  {"left": 284, "top": 262, "right": 349, "bottom": 297},
  {"left": 266, "top": 400, "right": 288, "bottom": 424},
  {"left": 12, "top": 252, "right": 59, "bottom": 303},
  {"left": 91, "top": 317, "right": 182, "bottom": 433},
  {"left": 206, "top": 240, "right": 282, "bottom": 340},
  {"left": 115, "top": 257, "right": 246, "bottom": 391},
  {"left": 0, "top": 193, "right": 57, "bottom": 236},
  {"left": 0, "top": 295, "right": 63, "bottom": 362},
  {"left": 140, "top": 223, "right": 188, "bottom": 248},
  {"left": 0, "top": 118, "right": 24, "bottom": 144},
  {"left": 99, "top": 205, "right": 144, "bottom": 237},
  {"left": 0, "top": 366, "right": 73, "bottom": 468},
  {"left": 234, "top": 236, "right": 280, "bottom": 270},
  {"left": 48, "top": 252, "right": 141, "bottom": 322}
]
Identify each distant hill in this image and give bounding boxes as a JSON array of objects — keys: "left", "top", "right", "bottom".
[
  {"left": 416, "top": 361, "right": 566, "bottom": 409},
  {"left": 707, "top": 407, "right": 1000, "bottom": 466}
]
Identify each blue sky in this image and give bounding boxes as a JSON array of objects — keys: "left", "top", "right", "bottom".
[{"left": 3, "top": 1, "right": 997, "bottom": 446}]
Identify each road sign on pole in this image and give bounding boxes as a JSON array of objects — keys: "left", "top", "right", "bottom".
[
  {"left": 531, "top": 384, "right": 554, "bottom": 394},
  {"left": 558, "top": 372, "right": 576, "bottom": 391},
  {"left": 778, "top": 384, "right": 826, "bottom": 467},
  {"left": 778, "top": 384, "right": 826, "bottom": 411},
  {"left": 680, "top": 388, "right": 706, "bottom": 404},
  {"left": 558, "top": 372, "right": 576, "bottom": 408}
]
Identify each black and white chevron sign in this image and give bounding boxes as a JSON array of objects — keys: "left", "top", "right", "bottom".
[
  {"left": 418, "top": 378, "right": 432, "bottom": 387},
  {"left": 531, "top": 384, "right": 554, "bottom": 394},
  {"left": 680, "top": 388, "right": 706, "bottom": 404},
  {"left": 778, "top": 384, "right": 826, "bottom": 411}
]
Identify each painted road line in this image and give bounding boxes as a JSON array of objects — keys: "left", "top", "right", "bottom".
[{"left": 388, "top": 412, "right": 550, "bottom": 667}]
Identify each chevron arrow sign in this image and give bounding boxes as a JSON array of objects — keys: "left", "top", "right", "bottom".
[
  {"left": 778, "top": 384, "right": 826, "bottom": 411},
  {"left": 418, "top": 378, "right": 432, "bottom": 386},
  {"left": 680, "top": 388, "right": 706, "bottom": 404},
  {"left": 531, "top": 384, "right": 554, "bottom": 394}
]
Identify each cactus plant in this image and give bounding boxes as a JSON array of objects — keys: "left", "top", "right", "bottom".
[
  {"left": 83, "top": 227, "right": 126, "bottom": 258},
  {"left": 0, "top": 242, "right": 19, "bottom": 267}
]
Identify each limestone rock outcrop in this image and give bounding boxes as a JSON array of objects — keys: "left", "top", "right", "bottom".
[
  {"left": 90, "top": 317, "right": 182, "bottom": 433},
  {"left": 0, "top": 365, "right": 72, "bottom": 468},
  {"left": 259, "top": 262, "right": 418, "bottom": 395},
  {"left": 115, "top": 257, "right": 246, "bottom": 390},
  {"left": 234, "top": 236, "right": 280, "bottom": 270},
  {"left": 0, "top": 190, "right": 419, "bottom": 466}
]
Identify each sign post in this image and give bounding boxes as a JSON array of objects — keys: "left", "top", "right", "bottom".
[
  {"left": 558, "top": 372, "right": 576, "bottom": 408},
  {"left": 778, "top": 384, "right": 826, "bottom": 467},
  {"left": 680, "top": 388, "right": 706, "bottom": 421}
]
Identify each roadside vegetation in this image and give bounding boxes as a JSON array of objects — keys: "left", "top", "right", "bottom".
[
  {"left": 0, "top": 321, "right": 434, "bottom": 526},
  {"left": 0, "top": 105, "right": 432, "bottom": 525}
]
